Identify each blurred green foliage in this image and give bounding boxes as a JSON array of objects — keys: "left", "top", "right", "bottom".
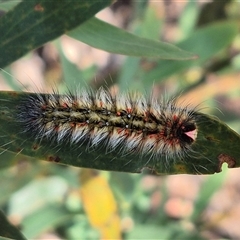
[{"left": 0, "top": 0, "right": 240, "bottom": 239}]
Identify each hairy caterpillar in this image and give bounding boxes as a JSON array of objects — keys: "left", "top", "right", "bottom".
[
  {"left": 1, "top": 82, "right": 239, "bottom": 174},
  {"left": 17, "top": 87, "right": 198, "bottom": 163}
]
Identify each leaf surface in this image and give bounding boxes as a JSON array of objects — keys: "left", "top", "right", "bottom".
[
  {"left": 0, "top": 0, "right": 111, "bottom": 68},
  {"left": 68, "top": 17, "right": 197, "bottom": 60},
  {"left": 0, "top": 91, "right": 240, "bottom": 175}
]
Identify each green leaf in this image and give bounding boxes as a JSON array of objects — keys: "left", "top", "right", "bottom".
[
  {"left": 0, "top": 91, "right": 240, "bottom": 175},
  {"left": 0, "top": 0, "right": 21, "bottom": 11},
  {"left": 0, "top": 210, "right": 27, "bottom": 240},
  {"left": 0, "top": 0, "right": 111, "bottom": 68},
  {"left": 118, "top": 57, "right": 143, "bottom": 91},
  {"left": 8, "top": 177, "right": 68, "bottom": 217},
  {"left": 179, "top": 1, "right": 199, "bottom": 37},
  {"left": 56, "top": 40, "right": 85, "bottom": 87},
  {"left": 68, "top": 17, "right": 197, "bottom": 60},
  {"left": 127, "top": 225, "right": 170, "bottom": 239},
  {"left": 22, "top": 204, "right": 73, "bottom": 239}
]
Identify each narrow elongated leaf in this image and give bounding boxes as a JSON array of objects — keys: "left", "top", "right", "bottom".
[
  {"left": 68, "top": 17, "right": 197, "bottom": 60},
  {"left": 0, "top": 0, "right": 111, "bottom": 68},
  {"left": 0, "top": 0, "right": 21, "bottom": 11},
  {"left": 22, "top": 204, "right": 73, "bottom": 239},
  {"left": 0, "top": 91, "right": 240, "bottom": 175}
]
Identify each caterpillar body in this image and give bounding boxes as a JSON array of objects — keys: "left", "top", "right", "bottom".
[{"left": 17, "top": 87, "right": 198, "bottom": 164}]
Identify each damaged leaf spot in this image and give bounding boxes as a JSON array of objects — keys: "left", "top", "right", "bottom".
[
  {"left": 217, "top": 153, "right": 236, "bottom": 172},
  {"left": 48, "top": 155, "right": 61, "bottom": 163},
  {"left": 32, "top": 144, "right": 40, "bottom": 150},
  {"left": 16, "top": 148, "right": 22, "bottom": 153},
  {"left": 34, "top": 4, "right": 44, "bottom": 12}
]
